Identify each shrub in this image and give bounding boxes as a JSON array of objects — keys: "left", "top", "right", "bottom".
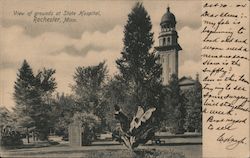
[
  {"left": 71, "top": 112, "right": 101, "bottom": 145},
  {"left": 1, "top": 127, "right": 23, "bottom": 147}
]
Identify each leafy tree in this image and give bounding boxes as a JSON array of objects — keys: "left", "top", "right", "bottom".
[
  {"left": 0, "top": 107, "right": 23, "bottom": 146},
  {"left": 71, "top": 112, "right": 101, "bottom": 145},
  {"left": 72, "top": 61, "right": 108, "bottom": 127},
  {"left": 102, "top": 76, "right": 135, "bottom": 131},
  {"left": 184, "top": 80, "right": 202, "bottom": 132},
  {"left": 116, "top": 2, "right": 162, "bottom": 111},
  {"left": 168, "top": 74, "right": 186, "bottom": 134},
  {"left": 52, "top": 93, "right": 76, "bottom": 137},
  {"left": 33, "top": 68, "right": 57, "bottom": 140},
  {"left": 0, "top": 107, "right": 14, "bottom": 130},
  {"left": 160, "top": 87, "right": 173, "bottom": 128},
  {"left": 17, "top": 116, "right": 35, "bottom": 143}
]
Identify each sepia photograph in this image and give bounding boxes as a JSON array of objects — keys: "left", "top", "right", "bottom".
[{"left": 1, "top": 0, "right": 204, "bottom": 157}]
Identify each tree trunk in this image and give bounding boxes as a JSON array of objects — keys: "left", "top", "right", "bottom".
[
  {"left": 26, "top": 128, "right": 30, "bottom": 143},
  {"left": 32, "top": 131, "right": 35, "bottom": 142}
]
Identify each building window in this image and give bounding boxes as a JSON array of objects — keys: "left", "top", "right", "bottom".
[
  {"left": 163, "top": 38, "right": 166, "bottom": 45},
  {"left": 167, "top": 37, "right": 170, "bottom": 43}
]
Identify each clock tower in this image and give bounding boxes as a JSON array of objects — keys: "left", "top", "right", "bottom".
[{"left": 155, "top": 7, "right": 182, "bottom": 85}]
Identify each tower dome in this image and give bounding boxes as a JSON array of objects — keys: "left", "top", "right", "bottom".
[{"left": 160, "top": 7, "right": 176, "bottom": 27}]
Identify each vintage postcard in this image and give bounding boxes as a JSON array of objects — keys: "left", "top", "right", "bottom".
[{"left": 0, "top": 0, "right": 249, "bottom": 158}]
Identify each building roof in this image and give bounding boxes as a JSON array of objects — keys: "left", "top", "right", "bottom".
[
  {"left": 160, "top": 7, "right": 176, "bottom": 26},
  {"left": 154, "top": 44, "right": 182, "bottom": 51},
  {"left": 179, "top": 76, "right": 196, "bottom": 87}
]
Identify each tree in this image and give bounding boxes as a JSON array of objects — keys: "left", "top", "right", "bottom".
[
  {"left": 168, "top": 74, "right": 186, "bottom": 134},
  {"left": 52, "top": 93, "right": 76, "bottom": 137},
  {"left": 160, "top": 87, "right": 173, "bottom": 128},
  {"left": 33, "top": 68, "right": 57, "bottom": 140},
  {"left": 72, "top": 61, "right": 108, "bottom": 126},
  {"left": 184, "top": 80, "right": 202, "bottom": 132},
  {"left": 103, "top": 76, "right": 136, "bottom": 130},
  {"left": 0, "top": 107, "right": 23, "bottom": 146},
  {"left": 116, "top": 2, "right": 162, "bottom": 111},
  {"left": 17, "top": 116, "right": 35, "bottom": 143},
  {"left": 71, "top": 112, "right": 101, "bottom": 145},
  {"left": 0, "top": 107, "right": 15, "bottom": 130},
  {"left": 13, "top": 60, "right": 57, "bottom": 141},
  {"left": 14, "top": 60, "right": 35, "bottom": 113},
  {"left": 13, "top": 60, "right": 37, "bottom": 143}
]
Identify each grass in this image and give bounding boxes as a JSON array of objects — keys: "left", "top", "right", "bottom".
[
  {"left": 88, "top": 149, "right": 185, "bottom": 158},
  {"left": 1, "top": 136, "right": 201, "bottom": 158},
  {"left": 2, "top": 148, "right": 186, "bottom": 158},
  {"left": 1, "top": 140, "right": 59, "bottom": 150}
]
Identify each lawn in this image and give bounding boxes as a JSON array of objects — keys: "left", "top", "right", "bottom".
[
  {"left": 1, "top": 135, "right": 202, "bottom": 158},
  {"left": 1, "top": 143, "right": 201, "bottom": 158}
]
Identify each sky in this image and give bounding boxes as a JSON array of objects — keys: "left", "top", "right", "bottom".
[{"left": 0, "top": 0, "right": 202, "bottom": 109}]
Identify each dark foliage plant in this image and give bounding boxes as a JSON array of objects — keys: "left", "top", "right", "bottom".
[{"left": 113, "top": 105, "right": 157, "bottom": 150}]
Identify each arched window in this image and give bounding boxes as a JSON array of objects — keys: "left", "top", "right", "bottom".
[{"left": 163, "top": 38, "right": 166, "bottom": 45}]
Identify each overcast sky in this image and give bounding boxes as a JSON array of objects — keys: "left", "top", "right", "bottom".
[{"left": 0, "top": 0, "right": 202, "bottom": 109}]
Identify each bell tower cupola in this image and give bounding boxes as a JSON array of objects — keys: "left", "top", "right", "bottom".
[{"left": 155, "top": 6, "right": 182, "bottom": 85}]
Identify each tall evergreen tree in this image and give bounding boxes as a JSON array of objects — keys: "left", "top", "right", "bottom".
[
  {"left": 13, "top": 60, "right": 37, "bottom": 143},
  {"left": 14, "top": 60, "right": 35, "bottom": 113},
  {"left": 116, "top": 2, "right": 162, "bottom": 110}
]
